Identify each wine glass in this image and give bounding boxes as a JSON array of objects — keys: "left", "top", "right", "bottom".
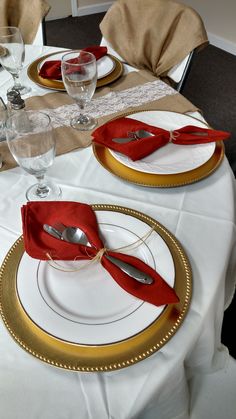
[
  {"left": 61, "top": 50, "right": 97, "bottom": 130},
  {"left": 0, "top": 26, "right": 31, "bottom": 95},
  {"left": 0, "top": 96, "right": 7, "bottom": 142},
  {"left": 6, "top": 110, "right": 62, "bottom": 201}
]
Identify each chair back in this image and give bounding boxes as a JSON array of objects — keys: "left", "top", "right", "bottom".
[
  {"left": 32, "top": 19, "right": 47, "bottom": 45},
  {"left": 100, "top": 0, "right": 208, "bottom": 90},
  {"left": 0, "top": 0, "right": 50, "bottom": 44}
]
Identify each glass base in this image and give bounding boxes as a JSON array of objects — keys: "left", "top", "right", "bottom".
[
  {"left": 70, "top": 114, "right": 97, "bottom": 131},
  {"left": 26, "top": 181, "right": 62, "bottom": 202},
  {"left": 7, "top": 84, "right": 31, "bottom": 96}
]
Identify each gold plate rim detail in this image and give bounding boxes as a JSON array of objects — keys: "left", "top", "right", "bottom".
[
  {"left": 0, "top": 204, "right": 192, "bottom": 372},
  {"left": 92, "top": 110, "right": 224, "bottom": 187},
  {"left": 27, "top": 51, "right": 123, "bottom": 91}
]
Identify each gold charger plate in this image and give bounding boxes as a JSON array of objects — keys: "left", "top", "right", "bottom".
[
  {"left": 93, "top": 110, "right": 224, "bottom": 187},
  {"left": 0, "top": 204, "right": 191, "bottom": 372},
  {"left": 27, "top": 51, "right": 123, "bottom": 91}
]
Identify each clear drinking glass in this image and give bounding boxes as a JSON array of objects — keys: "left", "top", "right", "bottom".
[
  {"left": 0, "top": 26, "right": 31, "bottom": 95},
  {"left": 6, "top": 110, "right": 62, "bottom": 201},
  {"left": 61, "top": 50, "right": 97, "bottom": 130},
  {"left": 0, "top": 97, "right": 7, "bottom": 142}
]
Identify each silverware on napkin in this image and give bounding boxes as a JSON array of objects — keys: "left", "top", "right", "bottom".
[
  {"left": 43, "top": 223, "right": 154, "bottom": 285},
  {"left": 112, "top": 129, "right": 154, "bottom": 144}
]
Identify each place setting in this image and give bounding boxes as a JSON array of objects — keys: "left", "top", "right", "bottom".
[
  {"left": 0, "top": 200, "right": 192, "bottom": 372},
  {"left": 27, "top": 46, "right": 123, "bottom": 91},
  {"left": 92, "top": 109, "right": 230, "bottom": 187}
]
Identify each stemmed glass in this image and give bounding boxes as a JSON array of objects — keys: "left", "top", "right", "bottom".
[
  {"left": 0, "top": 26, "right": 31, "bottom": 95},
  {"left": 6, "top": 110, "right": 62, "bottom": 201},
  {"left": 61, "top": 50, "right": 97, "bottom": 130}
]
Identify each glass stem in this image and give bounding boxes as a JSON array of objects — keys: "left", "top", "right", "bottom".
[
  {"left": 77, "top": 102, "right": 89, "bottom": 123},
  {"left": 35, "top": 175, "right": 49, "bottom": 198},
  {"left": 12, "top": 74, "right": 21, "bottom": 90},
  {"left": 78, "top": 102, "right": 84, "bottom": 116}
]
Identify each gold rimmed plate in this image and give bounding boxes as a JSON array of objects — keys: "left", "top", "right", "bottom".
[
  {"left": 27, "top": 51, "right": 123, "bottom": 91},
  {"left": 93, "top": 110, "right": 224, "bottom": 187},
  {"left": 0, "top": 204, "right": 191, "bottom": 372}
]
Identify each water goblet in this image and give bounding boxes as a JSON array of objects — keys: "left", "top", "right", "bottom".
[
  {"left": 6, "top": 110, "right": 62, "bottom": 201},
  {"left": 0, "top": 26, "right": 31, "bottom": 95},
  {"left": 61, "top": 50, "right": 97, "bottom": 130},
  {"left": 0, "top": 96, "right": 7, "bottom": 142}
]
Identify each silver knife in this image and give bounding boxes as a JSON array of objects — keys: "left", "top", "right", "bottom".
[{"left": 105, "top": 254, "right": 154, "bottom": 284}]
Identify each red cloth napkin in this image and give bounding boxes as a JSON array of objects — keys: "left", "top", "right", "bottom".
[
  {"left": 39, "top": 46, "right": 107, "bottom": 79},
  {"left": 21, "top": 201, "right": 179, "bottom": 307},
  {"left": 92, "top": 117, "right": 231, "bottom": 161}
]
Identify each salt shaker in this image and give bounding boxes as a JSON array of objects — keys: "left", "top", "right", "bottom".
[
  {"left": 7, "top": 89, "right": 24, "bottom": 112},
  {"left": 7, "top": 90, "right": 31, "bottom": 132}
]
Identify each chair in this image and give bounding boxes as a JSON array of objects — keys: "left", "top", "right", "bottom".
[
  {"left": 167, "top": 50, "right": 195, "bottom": 92},
  {"left": 100, "top": 0, "right": 208, "bottom": 92},
  {"left": 32, "top": 18, "right": 47, "bottom": 45},
  {"left": 0, "top": 0, "right": 50, "bottom": 45}
]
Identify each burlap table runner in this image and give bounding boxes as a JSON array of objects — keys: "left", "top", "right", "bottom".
[
  {"left": 0, "top": 71, "right": 199, "bottom": 172},
  {"left": 100, "top": 0, "right": 208, "bottom": 77},
  {"left": 0, "top": 0, "right": 50, "bottom": 44}
]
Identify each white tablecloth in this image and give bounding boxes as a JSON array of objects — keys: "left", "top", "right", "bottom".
[{"left": 0, "top": 45, "right": 236, "bottom": 419}]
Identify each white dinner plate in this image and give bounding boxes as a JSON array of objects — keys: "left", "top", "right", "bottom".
[
  {"left": 38, "top": 52, "right": 115, "bottom": 80},
  {"left": 96, "top": 55, "right": 115, "bottom": 79},
  {"left": 17, "top": 210, "right": 175, "bottom": 345},
  {"left": 109, "top": 111, "right": 215, "bottom": 174}
]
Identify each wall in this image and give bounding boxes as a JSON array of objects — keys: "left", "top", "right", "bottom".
[
  {"left": 79, "top": 0, "right": 111, "bottom": 6},
  {"left": 46, "top": 0, "right": 113, "bottom": 19},
  {"left": 46, "top": 0, "right": 72, "bottom": 20},
  {"left": 182, "top": 0, "right": 236, "bottom": 55},
  {"left": 77, "top": 0, "right": 113, "bottom": 16}
]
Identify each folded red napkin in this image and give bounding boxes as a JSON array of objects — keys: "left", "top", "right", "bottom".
[
  {"left": 39, "top": 46, "right": 107, "bottom": 80},
  {"left": 21, "top": 201, "right": 179, "bottom": 307},
  {"left": 92, "top": 117, "right": 230, "bottom": 161}
]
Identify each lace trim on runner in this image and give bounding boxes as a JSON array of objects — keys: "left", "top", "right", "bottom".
[{"left": 42, "top": 79, "right": 177, "bottom": 129}]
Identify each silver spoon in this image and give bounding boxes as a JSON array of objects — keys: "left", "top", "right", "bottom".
[
  {"left": 43, "top": 223, "right": 154, "bottom": 285},
  {"left": 60, "top": 225, "right": 90, "bottom": 245}
]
